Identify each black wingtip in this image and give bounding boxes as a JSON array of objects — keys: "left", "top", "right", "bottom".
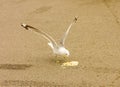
[
  {"left": 21, "top": 23, "right": 29, "bottom": 30},
  {"left": 74, "top": 16, "right": 78, "bottom": 23}
]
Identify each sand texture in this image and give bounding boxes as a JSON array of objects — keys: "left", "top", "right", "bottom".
[{"left": 0, "top": 0, "right": 120, "bottom": 87}]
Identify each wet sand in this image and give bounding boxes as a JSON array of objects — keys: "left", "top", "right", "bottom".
[{"left": 0, "top": 0, "right": 120, "bottom": 86}]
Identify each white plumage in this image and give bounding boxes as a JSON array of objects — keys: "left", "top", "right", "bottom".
[{"left": 21, "top": 17, "right": 78, "bottom": 57}]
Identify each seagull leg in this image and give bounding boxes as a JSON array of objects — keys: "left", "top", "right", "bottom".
[
  {"left": 55, "top": 54, "right": 58, "bottom": 58},
  {"left": 63, "top": 57, "right": 67, "bottom": 62},
  {"left": 55, "top": 54, "right": 60, "bottom": 63},
  {"left": 64, "top": 57, "right": 70, "bottom": 62}
]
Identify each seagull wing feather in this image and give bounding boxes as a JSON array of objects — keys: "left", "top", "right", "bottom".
[
  {"left": 60, "top": 17, "right": 78, "bottom": 46},
  {"left": 21, "top": 24, "right": 58, "bottom": 48}
]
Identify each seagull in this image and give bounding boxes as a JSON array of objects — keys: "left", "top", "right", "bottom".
[{"left": 21, "top": 17, "right": 78, "bottom": 58}]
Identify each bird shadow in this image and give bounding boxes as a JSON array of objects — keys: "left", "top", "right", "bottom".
[
  {"left": 0, "top": 64, "right": 32, "bottom": 70},
  {"left": 45, "top": 56, "right": 67, "bottom": 65}
]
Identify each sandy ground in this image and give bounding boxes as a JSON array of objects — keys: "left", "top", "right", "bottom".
[{"left": 0, "top": 0, "right": 120, "bottom": 87}]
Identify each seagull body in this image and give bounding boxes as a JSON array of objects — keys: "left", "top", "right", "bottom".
[{"left": 21, "top": 17, "right": 78, "bottom": 57}]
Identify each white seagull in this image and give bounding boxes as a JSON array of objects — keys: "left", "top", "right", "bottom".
[{"left": 21, "top": 17, "right": 78, "bottom": 58}]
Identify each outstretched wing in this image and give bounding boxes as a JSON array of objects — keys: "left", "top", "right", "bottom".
[
  {"left": 21, "top": 23, "right": 58, "bottom": 48},
  {"left": 59, "top": 16, "right": 78, "bottom": 46}
]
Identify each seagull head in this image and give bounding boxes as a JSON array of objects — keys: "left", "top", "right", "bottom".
[
  {"left": 59, "top": 47, "right": 70, "bottom": 57},
  {"left": 64, "top": 49, "right": 70, "bottom": 57}
]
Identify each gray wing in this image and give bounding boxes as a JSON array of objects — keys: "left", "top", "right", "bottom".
[
  {"left": 21, "top": 23, "right": 58, "bottom": 48},
  {"left": 59, "top": 16, "right": 78, "bottom": 46}
]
